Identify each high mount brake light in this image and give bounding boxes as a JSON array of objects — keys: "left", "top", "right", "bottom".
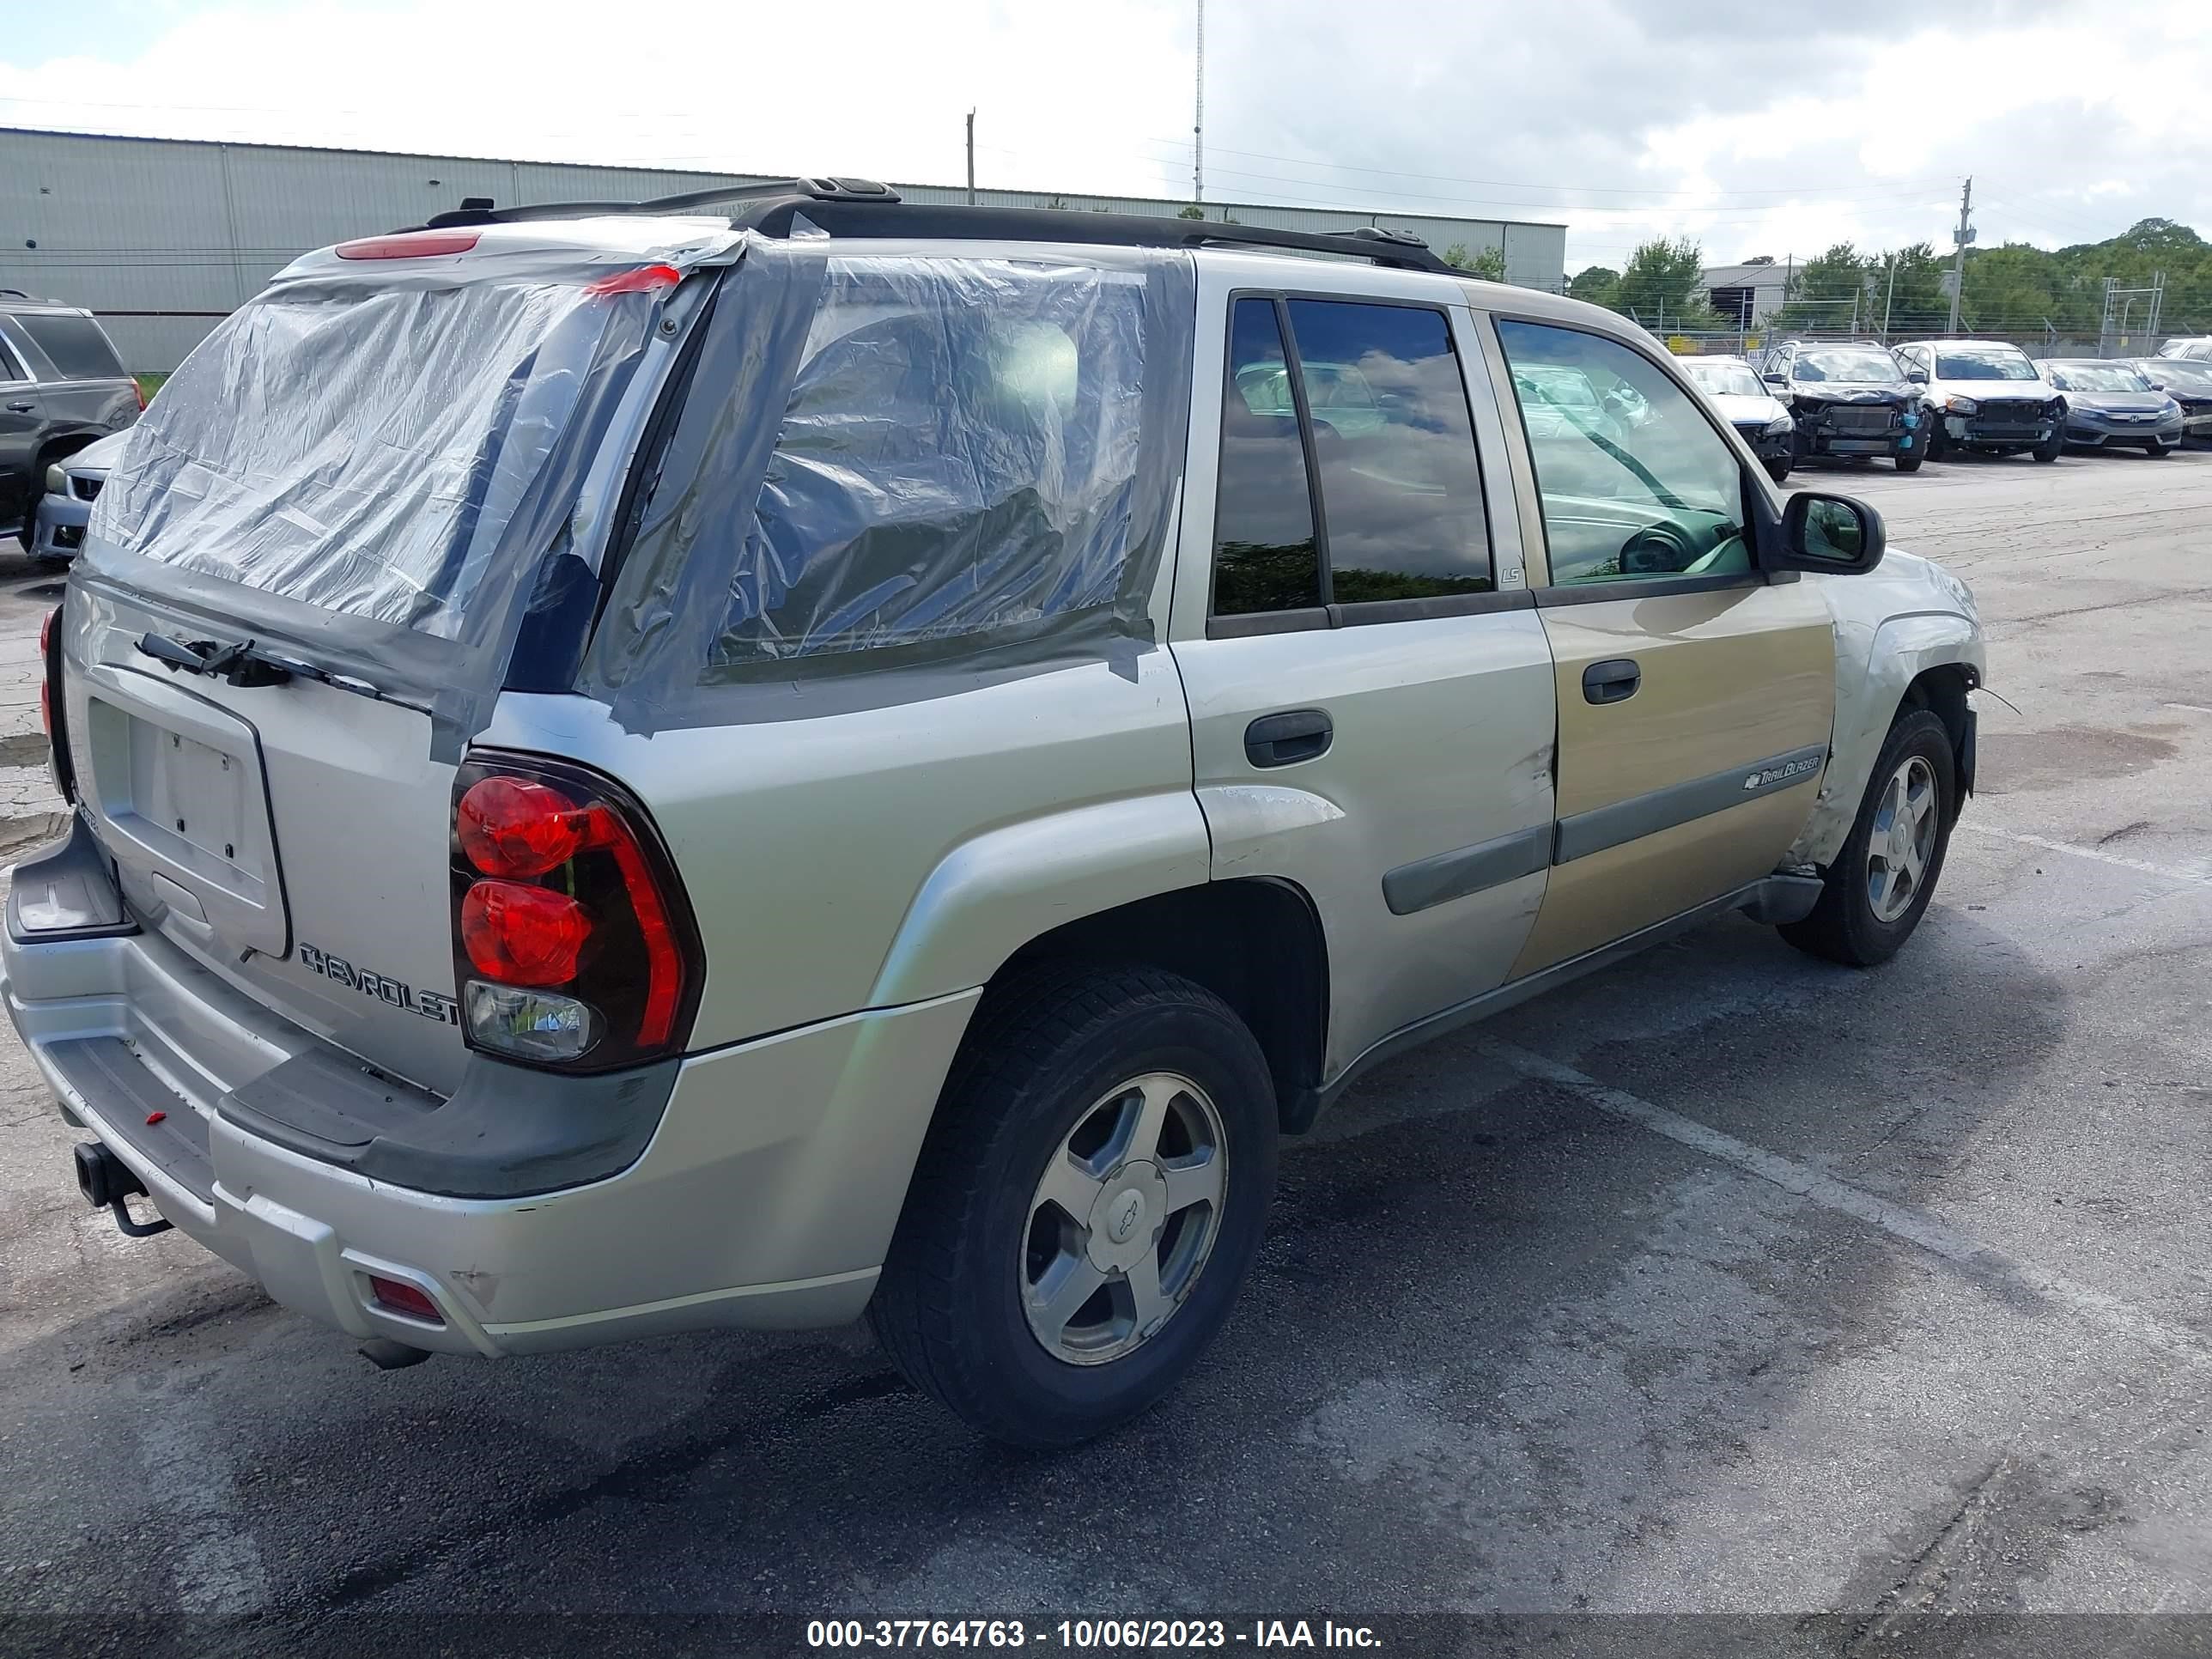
[
  {"left": 335, "top": 229, "right": 483, "bottom": 260},
  {"left": 450, "top": 756, "right": 700, "bottom": 1071}
]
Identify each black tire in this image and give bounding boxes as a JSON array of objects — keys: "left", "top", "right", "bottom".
[
  {"left": 869, "top": 964, "right": 1279, "bottom": 1447},
  {"left": 2033, "top": 431, "right": 2063, "bottom": 463},
  {"left": 1894, "top": 448, "right": 1923, "bottom": 473},
  {"left": 1764, "top": 457, "right": 1792, "bottom": 485},
  {"left": 1780, "top": 708, "right": 1958, "bottom": 968},
  {"left": 1923, "top": 418, "right": 1948, "bottom": 462},
  {"left": 2144, "top": 442, "right": 2170, "bottom": 458}
]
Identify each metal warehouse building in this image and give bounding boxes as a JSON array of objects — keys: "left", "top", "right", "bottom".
[{"left": 0, "top": 126, "right": 1569, "bottom": 373}]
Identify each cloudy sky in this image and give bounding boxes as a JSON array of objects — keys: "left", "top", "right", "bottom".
[{"left": 3, "top": 0, "right": 2207, "bottom": 274}]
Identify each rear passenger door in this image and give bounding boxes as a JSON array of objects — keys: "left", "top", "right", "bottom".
[
  {"left": 1169, "top": 264, "right": 1558, "bottom": 1080},
  {"left": 1486, "top": 316, "right": 1836, "bottom": 973}
]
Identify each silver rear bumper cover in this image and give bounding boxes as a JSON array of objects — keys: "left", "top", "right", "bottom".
[{"left": 4, "top": 834, "right": 980, "bottom": 1355}]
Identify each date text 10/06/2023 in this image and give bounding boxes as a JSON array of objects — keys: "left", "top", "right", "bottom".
[{"left": 805, "top": 1619, "right": 1383, "bottom": 1649}]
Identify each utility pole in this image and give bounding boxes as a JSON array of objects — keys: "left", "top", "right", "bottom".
[
  {"left": 1946, "top": 176, "right": 1973, "bottom": 332},
  {"left": 1881, "top": 252, "right": 1898, "bottom": 341},
  {"left": 1193, "top": 0, "right": 1205, "bottom": 204},
  {"left": 964, "top": 109, "right": 975, "bottom": 206}
]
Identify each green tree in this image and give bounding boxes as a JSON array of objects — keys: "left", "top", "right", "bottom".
[
  {"left": 1611, "top": 237, "right": 1724, "bottom": 331},
  {"left": 1442, "top": 242, "right": 1508, "bottom": 281},
  {"left": 1771, "top": 242, "right": 1875, "bottom": 331},
  {"left": 1176, "top": 204, "right": 1206, "bottom": 221},
  {"left": 1567, "top": 264, "right": 1620, "bottom": 307}
]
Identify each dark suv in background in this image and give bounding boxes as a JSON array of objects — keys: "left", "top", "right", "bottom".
[
  {"left": 1757, "top": 341, "right": 1926, "bottom": 472},
  {"left": 0, "top": 292, "right": 140, "bottom": 550}
]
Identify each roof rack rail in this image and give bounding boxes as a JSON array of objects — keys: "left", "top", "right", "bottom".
[
  {"left": 422, "top": 176, "right": 901, "bottom": 228},
  {"left": 412, "top": 186, "right": 1458, "bottom": 274}
]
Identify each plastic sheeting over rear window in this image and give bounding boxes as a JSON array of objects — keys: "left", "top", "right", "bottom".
[
  {"left": 715, "top": 258, "right": 1147, "bottom": 664},
  {"left": 93, "top": 280, "right": 629, "bottom": 640},
  {"left": 584, "top": 240, "right": 1195, "bottom": 729}
]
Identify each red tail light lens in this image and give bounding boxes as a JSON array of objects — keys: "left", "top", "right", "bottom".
[
  {"left": 450, "top": 755, "right": 700, "bottom": 1072},
  {"left": 134, "top": 379, "right": 148, "bottom": 412},
  {"left": 367, "top": 1276, "right": 443, "bottom": 1324},
  {"left": 460, "top": 881, "right": 591, "bottom": 985}
]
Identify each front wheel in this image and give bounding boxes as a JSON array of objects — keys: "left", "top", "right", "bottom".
[
  {"left": 1923, "top": 417, "right": 1948, "bottom": 461},
  {"left": 870, "top": 965, "right": 1279, "bottom": 1447},
  {"left": 2033, "top": 431, "right": 2063, "bottom": 463},
  {"left": 2144, "top": 442, "right": 2171, "bottom": 458},
  {"left": 1895, "top": 449, "right": 1923, "bottom": 473},
  {"left": 1780, "top": 708, "right": 1957, "bottom": 968},
  {"left": 1764, "top": 456, "right": 1793, "bottom": 485}
]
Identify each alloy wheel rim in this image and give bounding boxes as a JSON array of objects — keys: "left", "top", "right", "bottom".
[
  {"left": 1020, "top": 1072, "right": 1227, "bottom": 1366},
  {"left": 1867, "top": 754, "right": 1939, "bottom": 924}
]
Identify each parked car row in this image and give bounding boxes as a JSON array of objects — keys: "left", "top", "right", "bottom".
[{"left": 1670, "top": 335, "right": 2209, "bottom": 482}]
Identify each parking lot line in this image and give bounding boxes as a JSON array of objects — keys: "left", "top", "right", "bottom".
[
  {"left": 1960, "top": 823, "right": 2209, "bottom": 885},
  {"left": 1480, "top": 1036, "right": 2212, "bottom": 1369}
]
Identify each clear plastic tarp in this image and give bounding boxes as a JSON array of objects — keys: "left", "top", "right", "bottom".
[
  {"left": 585, "top": 240, "right": 1195, "bottom": 727},
  {"left": 95, "top": 280, "right": 629, "bottom": 640},
  {"left": 715, "top": 258, "right": 1149, "bottom": 664}
]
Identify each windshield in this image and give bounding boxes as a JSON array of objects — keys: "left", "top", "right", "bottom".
[
  {"left": 1795, "top": 349, "right": 1899, "bottom": 383},
  {"left": 1681, "top": 360, "right": 1766, "bottom": 398},
  {"left": 2053, "top": 363, "right": 2151, "bottom": 393},
  {"left": 2148, "top": 360, "right": 2212, "bottom": 392},
  {"left": 1934, "top": 347, "right": 2039, "bottom": 381},
  {"left": 92, "top": 276, "right": 653, "bottom": 640}
]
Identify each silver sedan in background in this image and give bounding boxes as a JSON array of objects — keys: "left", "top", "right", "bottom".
[{"left": 2038, "top": 360, "right": 2185, "bottom": 455}]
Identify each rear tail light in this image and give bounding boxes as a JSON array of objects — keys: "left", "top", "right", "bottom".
[
  {"left": 134, "top": 379, "right": 148, "bottom": 412},
  {"left": 450, "top": 754, "right": 701, "bottom": 1072},
  {"left": 584, "top": 264, "right": 683, "bottom": 297}
]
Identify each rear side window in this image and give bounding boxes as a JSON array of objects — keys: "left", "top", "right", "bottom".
[
  {"left": 1212, "top": 298, "right": 1322, "bottom": 616},
  {"left": 0, "top": 337, "right": 25, "bottom": 381},
  {"left": 713, "top": 258, "right": 1152, "bottom": 665},
  {"left": 15, "top": 312, "right": 125, "bottom": 380},
  {"left": 1208, "top": 295, "right": 1491, "bottom": 623}
]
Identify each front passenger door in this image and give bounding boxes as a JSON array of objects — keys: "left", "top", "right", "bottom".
[{"left": 1492, "top": 318, "right": 1836, "bottom": 974}]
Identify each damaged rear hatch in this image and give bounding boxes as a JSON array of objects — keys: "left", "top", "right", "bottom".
[{"left": 59, "top": 217, "right": 732, "bottom": 1095}]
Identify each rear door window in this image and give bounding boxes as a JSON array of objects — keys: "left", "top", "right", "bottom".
[
  {"left": 1207, "top": 295, "right": 1492, "bottom": 627},
  {"left": 15, "top": 312, "right": 126, "bottom": 380},
  {"left": 1212, "top": 298, "right": 1323, "bottom": 618}
]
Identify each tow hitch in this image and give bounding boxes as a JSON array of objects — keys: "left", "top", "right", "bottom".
[{"left": 73, "top": 1141, "right": 173, "bottom": 1237}]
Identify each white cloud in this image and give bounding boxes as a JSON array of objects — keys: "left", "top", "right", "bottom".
[{"left": 3, "top": 0, "right": 2208, "bottom": 275}]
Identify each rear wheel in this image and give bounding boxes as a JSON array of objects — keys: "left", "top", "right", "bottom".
[
  {"left": 870, "top": 964, "right": 1279, "bottom": 1447},
  {"left": 1781, "top": 708, "right": 1957, "bottom": 968}
]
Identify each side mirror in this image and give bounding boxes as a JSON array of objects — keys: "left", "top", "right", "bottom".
[
  {"left": 1776, "top": 491, "right": 1885, "bottom": 576},
  {"left": 1762, "top": 372, "right": 1788, "bottom": 387},
  {"left": 1905, "top": 368, "right": 1929, "bottom": 385}
]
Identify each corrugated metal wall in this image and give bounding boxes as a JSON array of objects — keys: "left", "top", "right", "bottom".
[{"left": 0, "top": 126, "right": 1568, "bottom": 371}]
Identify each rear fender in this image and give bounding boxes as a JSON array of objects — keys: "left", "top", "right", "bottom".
[{"left": 868, "top": 793, "right": 1213, "bottom": 1009}]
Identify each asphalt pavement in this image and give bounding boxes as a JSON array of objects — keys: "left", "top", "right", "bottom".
[{"left": 3, "top": 450, "right": 2210, "bottom": 1656}]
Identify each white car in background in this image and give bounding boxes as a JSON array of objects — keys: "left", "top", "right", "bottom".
[
  {"left": 1677, "top": 354, "right": 1796, "bottom": 483},
  {"left": 1890, "top": 340, "right": 2063, "bottom": 463}
]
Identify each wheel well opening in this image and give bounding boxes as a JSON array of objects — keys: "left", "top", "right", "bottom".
[
  {"left": 997, "top": 880, "right": 1329, "bottom": 1134},
  {"left": 1903, "top": 665, "right": 1976, "bottom": 816}
]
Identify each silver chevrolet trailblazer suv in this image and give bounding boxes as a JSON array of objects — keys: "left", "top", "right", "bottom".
[{"left": 4, "top": 183, "right": 1984, "bottom": 1445}]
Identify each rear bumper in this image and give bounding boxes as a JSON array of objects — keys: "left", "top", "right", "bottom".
[{"left": 3, "top": 826, "right": 979, "bottom": 1354}]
